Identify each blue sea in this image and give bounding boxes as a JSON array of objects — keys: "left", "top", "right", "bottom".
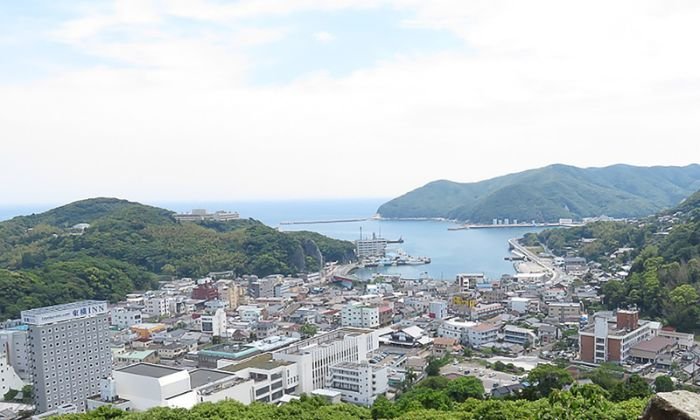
[{"left": 0, "top": 199, "right": 542, "bottom": 280}]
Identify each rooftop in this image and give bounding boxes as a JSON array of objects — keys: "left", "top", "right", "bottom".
[
  {"left": 274, "top": 327, "right": 373, "bottom": 356},
  {"left": 631, "top": 336, "right": 676, "bottom": 353},
  {"left": 189, "top": 369, "right": 237, "bottom": 388},
  {"left": 117, "top": 363, "right": 183, "bottom": 378},
  {"left": 20, "top": 300, "right": 106, "bottom": 316},
  {"left": 221, "top": 353, "right": 294, "bottom": 372}
]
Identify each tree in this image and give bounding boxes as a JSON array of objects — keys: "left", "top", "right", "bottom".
[
  {"left": 526, "top": 364, "right": 574, "bottom": 398},
  {"left": 371, "top": 395, "right": 396, "bottom": 419},
  {"left": 426, "top": 359, "right": 442, "bottom": 376},
  {"left": 3, "top": 389, "right": 18, "bottom": 401},
  {"left": 610, "top": 374, "right": 651, "bottom": 401},
  {"left": 654, "top": 375, "right": 674, "bottom": 393},
  {"left": 300, "top": 323, "right": 318, "bottom": 338},
  {"left": 418, "top": 376, "right": 449, "bottom": 390},
  {"left": 445, "top": 376, "right": 485, "bottom": 402}
]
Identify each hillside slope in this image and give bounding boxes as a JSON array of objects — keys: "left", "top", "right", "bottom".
[
  {"left": 0, "top": 198, "right": 355, "bottom": 319},
  {"left": 378, "top": 164, "right": 700, "bottom": 222}
]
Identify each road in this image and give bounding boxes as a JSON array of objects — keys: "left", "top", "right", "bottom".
[
  {"left": 508, "top": 238, "right": 561, "bottom": 284},
  {"left": 441, "top": 360, "right": 522, "bottom": 391}
]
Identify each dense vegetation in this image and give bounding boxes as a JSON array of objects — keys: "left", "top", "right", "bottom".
[
  {"left": 378, "top": 164, "right": 700, "bottom": 222},
  {"left": 529, "top": 190, "right": 700, "bottom": 331},
  {"left": 0, "top": 198, "right": 355, "bottom": 320},
  {"left": 57, "top": 384, "right": 649, "bottom": 420}
]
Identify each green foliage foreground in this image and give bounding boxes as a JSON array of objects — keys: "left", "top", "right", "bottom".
[{"left": 58, "top": 387, "right": 648, "bottom": 420}]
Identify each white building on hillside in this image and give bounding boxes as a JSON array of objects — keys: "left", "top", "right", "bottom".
[{"left": 341, "top": 303, "right": 379, "bottom": 328}]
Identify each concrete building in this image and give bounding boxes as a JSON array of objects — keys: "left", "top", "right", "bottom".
[
  {"left": 432, "top": 337, "right": 461, "bottom": 357},
  {"left": 248, "top": 276, "right": 279, "bottom": 299},
  {"left": 201, "top": 309, "right": 227, "bottom": 337},
  {"left": 467, "top": 303, "right": 504, "bottom": 321},
  {"left": 0, "top": 348, "right": 25, "bottom": 397},
  {"left": 173, "top": 209, "right": 240, "bottom": 222},
  {"left": 22, "top": 301, "right": 112, "bottom": 413},
  {"left": 325, "top": 362, "right": 388, "bottom": 406},
  {"left": 428, "top": 301, "right": 448, "bottom": 320},
  {"left": 0, "top": 328, "right": 31, "bottom": 381},
  {"left": 438, "top": 319, "right": 476, "bottom": 345},
  {"left": 355, "top": 235, "right": 387, "bottom": 258},
  {"left": 144, "top": 297, "right": 170, "bottom": 318},
  {"left": 466, "top": 322, "right": 501, "bottom": 348},
  {"left": 509, "top": 297, "right": 530, "bottom": 314},
  {"left": 111, "top": 364, "right": 197, "bottom": 411},
  {"left": 456, "top": 273, "right": 485, "bottom": 292},
  {"left": 341, "top": 303, "right": 379, "bottom": 328},
  {"left": 221, "top": 353, "right": 299, "bottom": 404},
  {"left": 238, "top": 306, "right": 265, "bottom": 323},
  {"left": 547, "top": 302, "right": 583, "bottom": 322},
  {"left": 630, "top": 337, "right": 677, "bottom": 364},
  {"left": 273, "top": 328, "right": 379, "bottom": 393},
  {"left": 579, "top": 309, "right": 657, "bottom": 364},
  {"left": 503, "top": 325, "right": 537, "bottom": 346},
  {"left": 110, "top": 308, "right": 143, "bottom": 329},
  {"left": 192, "top": 283, "right": 219, "bottom": 301}
]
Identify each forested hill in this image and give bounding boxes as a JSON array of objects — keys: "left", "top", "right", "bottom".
[
  {"left": 0, "top": 198, "right": 355, "bottom": 320},
  {"left": 530, "top": 188, "right": 700, "bottom": 331},
  {"left": 378, "top": 164, "right": 700, "bottom": 222}
]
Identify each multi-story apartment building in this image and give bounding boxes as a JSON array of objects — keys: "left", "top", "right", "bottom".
[
  {"left": 22, "top": 301, "right": 112, "bottom": 413},
  {"left": 579, "top": 309, "right": 657, "bottom": 364},
  {"left": 466, "top": 322, "right": 501, "bottom": 348},
  {"left": 428, "top": 301, "right": 448, "bottom": 320},
  {"left": 455, "top": 273, "right": 485, "bottom": 293},
  {"left": 110, "top": 307, "right": 143, "bottom": 329},
  {"left": 341, "top": 303, "right": 380, "bottom": 328},
  {"left": 273, "top": 328, "right": 379, "bottom": 393},
  {"left": 143, "top": 297, "right": 170, "bottom": 318},
  {"left": 503, "top": 325, "right": 537, "bottom": 346},
  {"left": 467, "top": 303, "right": 504, "bottom": 321},
  {"left": 325, "top": 362, "right": 388, "bottom": 406},
  {"left": 547, "top": 302, "right": 583, "bottom": 322}
]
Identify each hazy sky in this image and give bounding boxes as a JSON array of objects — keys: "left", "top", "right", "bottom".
[{"left": 2, "top": 0, "right": 699, "bottom": 204}]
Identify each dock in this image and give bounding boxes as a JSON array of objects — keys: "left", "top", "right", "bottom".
[{"left": 448, "top": 222, "right": 584, "bottom": 230}]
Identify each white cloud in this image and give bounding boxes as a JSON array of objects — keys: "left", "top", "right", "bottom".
[
  {"left": 313, "top": 31, "right": 335, "bottom": 44},
  {"left": 1, "top": 0, "right": 700, "bottom": 204}
]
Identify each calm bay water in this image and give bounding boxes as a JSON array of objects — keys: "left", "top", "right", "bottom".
[{"left": 0, "top": 199, "right": 542, "bottom": 280}]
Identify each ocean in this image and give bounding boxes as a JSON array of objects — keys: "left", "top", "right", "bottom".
[{"left": 0, "top": 198, "right": 543, "bottom": 280}]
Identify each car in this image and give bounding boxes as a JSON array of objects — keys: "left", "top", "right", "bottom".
[
  {"left": 489, "top": 372, "right": 496, "bottom": 377},
  {"left": 512, "top": 376, "right": 518, "bottom": 381},
  {"left": 453, "top": 360, "right": 458, "bottom": 365}
]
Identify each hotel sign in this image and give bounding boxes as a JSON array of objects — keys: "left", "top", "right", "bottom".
[{"left": 21, "top": 302, "right": 108, "bottom": 325}]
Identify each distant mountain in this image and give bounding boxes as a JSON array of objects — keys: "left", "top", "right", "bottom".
[
  {"left": 378, "top": 164, "right": 700, "bottom": 223},
  {"left": 0, "top": 198, "right": 355, "bottom": 320}
]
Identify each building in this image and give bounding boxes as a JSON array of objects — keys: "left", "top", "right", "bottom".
[
  {"left": 467, "top": 303, "right": 504, "bottom": 321},
  {"left": 198, "top": 336, "right": 299, "bottom": 368},
  {"left": 248, "top": 276, "right": 280, "bottom": 299},
  {"left": 325, "top": 362, "right": 388, "bottom": 406},
  {"left": 432, "top": 337, "right": 461, "bottom": 357},
  {"left": 0, "top": 348, "right": 25, "bottom": 397},
  {"left": 455, "top": 273, "right": 485, "bottom": 292},
  {"left": 130, "top": 323, "right": 167, "bottom": 340},
  {"left": 253, "top": 321, "right": 278, "bottom": 339},
  {"left": 0, "top": 328, "right": 31, "bottom": 381},
  {"left": 238, "top": 305, "right": 265, "bottom": 323},
  {"left": 221, "top": 353, "right": 299, "bottom": 404},
  {"left": 192, "top": 283, "right": 219, "bottom": 301},
  {"left": 173, "top": 209, "right": 240, "bottom": 222},
  {"left": 438, "top": 319, "right": 476, "bottom": 345},
  {"left": 428, "top": 301, "right": 448, "bottom": 320},
  {"left": 379, "top": 326, "right": 432, "bottom": 347},
  {"left": 378, "top": 306, "right": 393, "bottom": 327},
  {"left": 547, "top": 302, "right": 583, "bottom": 323},
  {"left": 355, "top": 234, "right": 387, "bottom": 258},
  {"left": 579, "top": 309, "right": 657, "bottom": 364},
  {"left": 21, "top": 301, "right": 112, "bottom": 413},
  {"left": 564, "top": 257, "right": 588, "bottom": 275},
  {"left": 144, "top": 297, "right": 170, "bottom": 318},
  {"left": 466, "top": 322, "right": 501, "bottom": 348},
  {"left": 110, "top": 308, "right": 143, "bottom": 329},
  {"left": 111, "top": 364, "right": 197, "bottom": 410},
  {"left": 503, "top": 325, "right": 537, "bottom": 346},
  {"left": 114, "top": 350, "right": 160, "bottom": 365},
  {"left": 218, "top": 283, "right": 241, "bottom": 311},
  {"left": 273, "top": 328, "right": 379, "bottom": 393},
  {"left": 508, "top": 297, "right": 530, "bottom": 314},
  {"left": 341, "top": 303, "right": 379, "bottom": 328},
  {"left": 657, "top": 328, "right": 694, "bottom": 350},
  {"left": 629, "top": 337, "right": 677, "bottom": 365},
  {"left": 201, "top": 309, "right": 227, "bottom": 337}
]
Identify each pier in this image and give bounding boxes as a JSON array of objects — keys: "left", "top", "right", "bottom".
[{"left": 448, "top": 222, "right": 584, "bottom": 231}]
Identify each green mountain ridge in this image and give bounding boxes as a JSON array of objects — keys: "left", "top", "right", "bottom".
[
  {"left": 378, "top": 164, "right": 700, "bottom": 222},
  {"left": 0, "top": 198, "right": 355, "bottom": 320}
]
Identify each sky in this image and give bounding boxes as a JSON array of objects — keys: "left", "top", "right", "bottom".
[{"left": 1, "top": 0, "right": 699, "bottom": 205}]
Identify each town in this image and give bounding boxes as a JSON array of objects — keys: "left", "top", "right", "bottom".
[{"left": 1, "top": 215, "right": 697, "bottom": 420}]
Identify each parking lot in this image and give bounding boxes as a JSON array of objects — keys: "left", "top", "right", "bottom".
[{"left": 441, "top": 360, "right": 522, "bottom": 391}]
